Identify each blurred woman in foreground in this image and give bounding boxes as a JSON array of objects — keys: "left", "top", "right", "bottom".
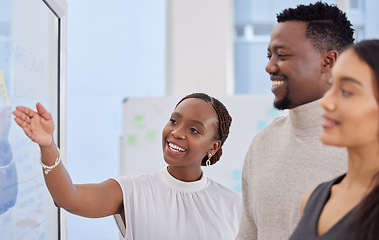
[{"left": 289, "top": 40, "right": 379, "bottom": 240}]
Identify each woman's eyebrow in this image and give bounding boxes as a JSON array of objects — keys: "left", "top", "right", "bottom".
[
  {"left": 172, "top": 112, "right": 206, "bottom": 129},
  {"left": 191, "top": 120, "right": 206, "bottom": 130},
  {"left": 340, "top": 76, "right": 364, "bottom": 87}
]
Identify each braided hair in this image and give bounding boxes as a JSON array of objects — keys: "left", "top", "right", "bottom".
[
  {"left": 277, "top": 1, "right": 354, "bottom": 53},
  {"left": 175, "top": 93, "right": 232, "bottom": 166}
]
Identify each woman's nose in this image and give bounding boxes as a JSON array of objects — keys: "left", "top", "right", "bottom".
[
  {"left": 320, "top": 88, "right": 336, "bottom": 111},
  {"left": 171, "top": 127, "right": 185, "bottom": 140}
]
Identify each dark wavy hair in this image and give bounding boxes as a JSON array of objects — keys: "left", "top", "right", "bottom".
[
  {"left": 350, "top": 39, "right": 379, "bottom": 240},
  {"left": 176, "top": 93, "right": 232, "bottom": 166},
  {"left": 277, "top": 1, "right": 354, "bottom": 53}
]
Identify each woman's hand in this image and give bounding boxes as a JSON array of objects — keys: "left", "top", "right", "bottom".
[{"left": 13, "top": 103, "right": 55, "bottom": 147}]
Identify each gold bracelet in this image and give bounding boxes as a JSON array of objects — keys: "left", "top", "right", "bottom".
[{"left": 40, "top": 146, "right": 61, "bottom": 175}]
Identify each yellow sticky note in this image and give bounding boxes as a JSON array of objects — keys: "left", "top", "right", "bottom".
[{"left": 0, "top": 70, "right": 10, "bottom": 106}]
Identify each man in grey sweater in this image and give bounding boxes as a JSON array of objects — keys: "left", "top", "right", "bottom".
[{"left": 236, "top": 2, "right": 355, "bottom": 240}]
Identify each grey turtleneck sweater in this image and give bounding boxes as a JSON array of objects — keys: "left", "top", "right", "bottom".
[{"left": 236, "top": 99, "right": 347, "bottom": 240}]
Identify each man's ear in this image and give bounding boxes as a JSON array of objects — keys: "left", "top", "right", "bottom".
[{"left": 322, "top": 50, "right": 338, "bottom": 73}]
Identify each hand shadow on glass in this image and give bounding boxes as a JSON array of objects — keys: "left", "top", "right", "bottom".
[{"left": 0, "top": 106, "right": 18, "bottom": 215}]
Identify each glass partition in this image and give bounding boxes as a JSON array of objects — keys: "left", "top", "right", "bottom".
[{"left": 0, "top": 0, "right": 65, "bottom": 239}]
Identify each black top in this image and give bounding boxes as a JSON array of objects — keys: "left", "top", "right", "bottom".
[{"left": 289, "top": 174, "right": 357, "bottom": 240}]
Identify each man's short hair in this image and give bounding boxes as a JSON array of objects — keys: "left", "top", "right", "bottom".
[{"left": 277, "top": 1, "right": 355, "bottom": 53}]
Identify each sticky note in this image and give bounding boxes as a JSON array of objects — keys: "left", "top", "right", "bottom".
[
  {"left": 267, "top": 107, "right": 280, "bottom": 118},
  {"left": 146, "top": 129, "right": 157, "bottom": 141},
  {"left": 256, "top": 120, "right": 269, "bottom": 131},
  {"left": 133, "top": 115, "right": 144, "bottom": 127},
  {"left": 233, "top": 184, "right": 242, "bottom": 193},
  {"left": 126, "top": 134, "right": 138, "bottom": 145},
  {"left": 0, "top": 70, "right": 10, "bottom": 106},
  {"left": 232, "top": 169, "right": 242, "bottom": 181}
]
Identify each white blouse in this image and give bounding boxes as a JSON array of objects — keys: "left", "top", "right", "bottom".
[{"left": 112, "top": 167, "right": 242, "bottom": 240}]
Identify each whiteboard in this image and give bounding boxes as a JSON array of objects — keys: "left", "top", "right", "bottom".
[
  {"left": 0, "top": 0, "right": 67, "bottom": 239},
  {"left": 119, "top": 95, "right": 287, "bottom": 192}
]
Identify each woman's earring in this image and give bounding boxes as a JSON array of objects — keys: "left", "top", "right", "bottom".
[{"left": 206, "top": 153, "right": 212, "bottom": 167}]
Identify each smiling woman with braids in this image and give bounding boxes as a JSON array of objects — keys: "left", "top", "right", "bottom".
[{"left": 13, "top": 92, "right": 242, "bottom": 239}]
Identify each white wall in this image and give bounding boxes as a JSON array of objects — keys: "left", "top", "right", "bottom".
[
  {"left": 166, "top": 0, "right": 234, "bottom": 96},
  {"left": 65, "top": 1, "right": 166, "bottom": 239}
]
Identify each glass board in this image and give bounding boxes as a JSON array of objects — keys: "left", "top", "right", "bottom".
[{"left": 0, "top": 0, "right": 66, "bottom": 239}]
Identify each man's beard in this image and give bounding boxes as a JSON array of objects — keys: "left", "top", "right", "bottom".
[{"left": 273, "top": 86, "right": 291, "bottom": 110}]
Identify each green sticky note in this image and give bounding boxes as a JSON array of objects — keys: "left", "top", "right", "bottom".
[
  {"left": 126, "top": 134, "right": 138, "bottom": 145},
  {"left": 133, "top": 115, "right": 144, "bottom": 127},
  {"left": 146, "top": 129, "right": 157, "bottom": 141}
]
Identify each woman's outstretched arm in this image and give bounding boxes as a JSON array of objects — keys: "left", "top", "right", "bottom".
[{"left": 13, "top": 103, "right": 123, "bottom": 218}]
